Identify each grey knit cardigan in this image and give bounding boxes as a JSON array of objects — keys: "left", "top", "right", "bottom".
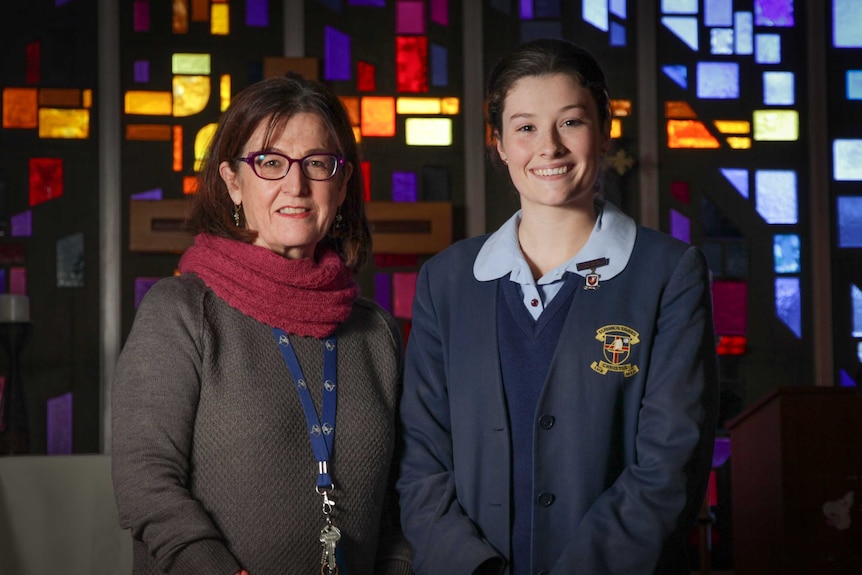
[{"left": 111, "top": 273, "right": 413, "bottom": 575}]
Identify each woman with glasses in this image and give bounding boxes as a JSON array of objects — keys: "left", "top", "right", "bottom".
[{"left": 112, "top": 74, "right": 413, "bottom": 575}]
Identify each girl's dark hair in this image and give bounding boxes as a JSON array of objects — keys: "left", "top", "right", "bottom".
[
  {"left": 485, "top": 38, "right": 611, "bottom": 144},
  {"left": 186, "top": 73, "right": 371, "bottom": 271}
]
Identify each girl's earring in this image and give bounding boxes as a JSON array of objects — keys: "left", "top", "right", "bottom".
[{"left": 233, "top": 204, "right": 241, "bottom": 227}]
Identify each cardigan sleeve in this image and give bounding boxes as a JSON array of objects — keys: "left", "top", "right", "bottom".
[
  {"left": 552, "top": 246, "right": 720, "bottom": 574},
  {"left": 111, "top": 277, "right": 241, "bottom": 575},
  {"left": 397, "top": 262, "right": 505, "bottom": 575}
]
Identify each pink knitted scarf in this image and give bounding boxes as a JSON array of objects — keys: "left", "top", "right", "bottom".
[{"left": 178, "top": 234, "right": 359, "bottom": 338}]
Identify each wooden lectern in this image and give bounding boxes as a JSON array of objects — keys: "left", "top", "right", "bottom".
[{"left": 727, "top": 386, "right": 862, "bottom": 574}]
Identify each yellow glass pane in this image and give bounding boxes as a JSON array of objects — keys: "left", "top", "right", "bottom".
[
  {"left": 361, "top": 97, "right": 396, "bottom": 137},
  {"left": 220, "top": 74, "right": 231, "bottom": 111},
  {"left": 39, "top": 88, "right": 80, "bottom": 108},
  {"left": 173, "top": 125, "right": 183, "bottom": 172},
  {"left": 753, "top": 110, "right": 799, "bottom": 141},
  {"left": 194, "top": 123, "right": 218, "bottom": 171},
  {"left": 665, "top": 101, "right": 698, "bottom": 119},
  {"left": 38, "top": 108, "right": 89, "bottom": 139},
  {"left": 405, "top": 118, "right": 452, "bottom": 146},
  {"left": 397, "top": 98, "right": 441, "bottom": 115},
  {"left": 173, "top": 0, "right": 189, "bottom": 33},
  {"left": 211, "top": 3, "right": 229, "bottom": 34},
  {"left": 666, "top": 120, "right": 720, "bottom": 148},
  {"left": 352, "top": 126, "right": 362, "bottom": 143},
  {"left": 611, "top": 99, "right": 632, "bottom": 117},
  {"left": 125, "top": 91, "right": 173, "bottom": 115},
  {"left": 126, "top": 124, "right": 173, "bottom": 141},
  {"left": 183, "top": 176, "right": 199, "bottom": 194},
  {"left": 173, "top": 76, "right": 211, "bottom": 117},
  {"left": 83, "top": 89, "right": 93, "bottom": 109},
  {"left": 2, "top": 87, "right": 38, "bottom": 128},
  {"left": 339, "top": 97, "right": 360, "bottom": 126},
  {"left": 726, "top": 137, "right": 752, "bottom": 149},
  {"left": 714, "top": 120, "right": 750, "bottom": 134},
  {"left": 172, "top": 53, "right": 211, "bottom": 75},
  {"left": 610, "top": 118, "right": 622, "bottom": 139},
  {"left": 441, "top": 97, "right": 460, "bottom": 115}
]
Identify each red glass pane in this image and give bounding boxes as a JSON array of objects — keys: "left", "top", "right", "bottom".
[
  {"left": 357, "top": 61, "right": 376, "bottom": 92},
  {"left": 29, "top": 158, "right": 63, "bottom": 207},
  {"left": 396, "top": 36, "right": 428, "bottom": 93}
]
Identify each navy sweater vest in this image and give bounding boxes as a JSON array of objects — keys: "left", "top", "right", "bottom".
[{"left": 497, "top": 273, "right": 579, "bottom": 575}]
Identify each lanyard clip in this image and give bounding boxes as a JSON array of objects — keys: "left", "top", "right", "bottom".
[{"left": 316, "top": 484, "right": 336, "bottom": 515}]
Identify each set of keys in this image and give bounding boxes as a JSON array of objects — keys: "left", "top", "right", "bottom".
[{"left": 319, "top": 522, "right": 341, "bottom": 575}]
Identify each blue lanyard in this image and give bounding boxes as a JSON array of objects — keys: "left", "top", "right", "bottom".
[{"left": 272, "top": 328, "right": 337, "bottom": 490}]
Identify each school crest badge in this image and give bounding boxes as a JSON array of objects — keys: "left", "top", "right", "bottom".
[{"left": 590, "top": 324, "right": 640, "bottom": 377}]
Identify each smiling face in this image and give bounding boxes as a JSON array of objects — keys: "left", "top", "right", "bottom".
[
  {"left": 219, "top": 112, "right": 352, "bottom": 259},
  {"left": 495, "top": 73, "right": 610, "bottom": 215}
]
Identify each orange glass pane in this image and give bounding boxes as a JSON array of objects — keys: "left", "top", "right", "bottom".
[
  {"left": 339, "top": 96, "right": 360, "bottom": 125},
  {"left": 665, "top": 100, "right": 697, "bottom": 119},
  {"left": 610, "top": 118, "right": 622, "bottom": 139},
  {"left": 83, "top": 89, "right": 93, "bottom": 109},
  {"left": 173, "top": 125, "right": 183, "bottom": 172},
  {"left": 610, "top": 99, "right": 632, "bottom": 117},
  {"left": 125, "top": 91, "right": 173, "bottom": 115},
  {"left": 173, "top": 76, "right": 210, "bottom": 117},
  {"left": 183, "top": 176, "right": 199, "bottom": 194},
  {"left": 220, "top": 74, "right": 231, "bottom": 111},
  {"left": 440, "top": 97, "right": 459, "bottom": 115},
  {"left": 173, "top": 0, "right": 189, "bottom": 32},
  {"left": 353, "top": 126, "right": 362, "bottom": 143},
  {"left": 361, "top": 97, "right": 396, "bottom": 137},
  {"left": 396, "top": 36, "right": 428, "bottom": 93},
  {"left": 194, "top": 123, "right": 218, "bottom": 171},
  {"left": 726, "top": 137, "right": 751, "bottom": 149},
  {"left": 667, "top": 120, "right": 720, "bottom": 148},
  {"left": 2, "top": 88, "right": 38, "bottom": 128},
  {"left": 713, "top": 120, "right": 750, "bottom": 134},
  {"left": 191, "top": 0, "right": 209, "bottom": 21},
  {"left": 126, "top": 124, "right": 172, "bottom": 141},
  {"left": 39, "top": 88, "right": 81, "bottom": 107}
]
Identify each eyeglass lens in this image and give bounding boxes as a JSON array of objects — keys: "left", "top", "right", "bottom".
[{"left": 251, "top": 153, "right": 339, "bottom": 181}]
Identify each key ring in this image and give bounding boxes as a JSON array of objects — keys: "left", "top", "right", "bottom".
[{"left": 316, "top": 484, "right": 336, "bottom": 515}]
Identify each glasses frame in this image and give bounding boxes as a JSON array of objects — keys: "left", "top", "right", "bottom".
[{"left": 234, "top": 151, "right": 345, "bottom": 182}]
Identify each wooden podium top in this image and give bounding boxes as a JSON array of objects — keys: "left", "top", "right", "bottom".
[{"left": 726, "top": 384, "right": 861, "bottom": 431}]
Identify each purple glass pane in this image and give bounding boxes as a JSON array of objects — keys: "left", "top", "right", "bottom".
[
  {"left": 324, "top": 26, "right": 351, "bottom": 81},
  {"left": 431, "top": 0, "right": 448, "bottom": 25},
  {"left": 131, "top": 188, "right": 163, "bottom": 200},
  {"left": 133, "top": 0, "right": 150, "bottom": 32},
  {"left": 838, "top": 369, "right": 857, "bottom": 387},
  {"left": 349, "top": 0, "right": 385, "bottom": 5},
  {"left": 11, "top": 211, "right": 32, "bottom": 237},
  {"left": 392, "top": 171, "right": 417, "bottom": 202},
  {"left": 0, "top": 270, "right": 6, "bottom": 294},
  {"left": 374, "top": 273, "right": 392, "bottom": 312},
  {"left": 712, "top": 436, "right": 731, "bottom": 467},
  {"left": 670, "top": 209, "right": 691, "bottom": 244},
  {"left": 56, "top": 0, "right": 71, "bottom": 6},
  {"left": 47, "top": 392, "right": 73, "bottom": 455},
  {"left": 397, "top": 1, "right": 426, "bottom": 35},
  {"left": 246, "top": 0, "right": 269, "bottom": 27},
  {"left": 755, "top": 0, "right": 794, "bottom": 27},
  {"left": 134, "top": 60, "right": 150, "bottom": 83},
  {"left": 520, "top": 0, "right": 534, "bottom": 19}
]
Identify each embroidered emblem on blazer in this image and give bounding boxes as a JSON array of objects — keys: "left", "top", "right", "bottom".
[{"left": 591, "top": 324, "right": 640, "bottom": 377}]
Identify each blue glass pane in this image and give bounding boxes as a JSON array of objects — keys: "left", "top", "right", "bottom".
[
  {"left": 775, "top": 277, "right": 802, "bottom": 338},
  {"left": 773, "top": 234, "right": 800, "bottom": 273},
  {"left": 431, "top": 44, "right": 448, "bottom": 87},
  {"left": 662, "top": 0, "right": 698, "bottom": 14},
  {"left": 852, "top": 284, "right": 862, "bottom": 337},
  {"left": 246, "top": 0, "right": 269, "bottom": 26},
  {"left": 662, "top": 17, "right": 699, "bottom": 50},
  {"left": 848, "top": 71, "right": 862, "bottom": 100},
  {"left": 324, "top": 26, "right": 351, "bottom": 81},
  {"left": 837, "top": 196, "right": 862, "bottom": 248},
  {"left": 834, "top": 139, "right": 862, "bottom": 181},
  {"left": 839, "top": 369, "right": 857, "bottom": 387},
  {"left": 705, "top": 0, "right": 732, "bottom": 26},
  {"left": 755, "top": 170, "right": 797, "bottom": 224},
  {"left": 663, "top": 65, "right": 688, "bottom": 88},
  {"left": 755, "top": 0, "right": 794, "bottom": 27},
  {"left": 834, "top": 0, "right": 862, "bottom": 47},
  {"left": 670, "top": 209, "right": 691, "bottom": 244},
  {"left": 710, "top": 29, "right": 734, "bottom": 55},
  {"left": 535, "top": 0, "right": 561, "bottom": 18},
  {"left": 392, "top": 171, "right": 417, "bottom": 202},
  {"left": 610, "top": 0, "right": 627, "bottom": 19},
  {"left": 735, "top": 12, "right": 754, "bottom": 54},
  {"left": 763, "top": 71, "right": 794, "bottom": 105},
  {"left": 520, "top": 0, "right": 533, "bottom": 19},
  {"left": 610, "top": 21, "right": 627, "bottom": 46},
  {"left": 583, "top": 0, "right": 609, "bottom": 32},
  {"left": 521, "top": 21, "right": 563, "bottom": 42},
  {"left": 858, "top": 341, "right": 862, "bottom": 363},
  {"left": 721, "top": 168, "right": 749, "bottom": 198},
  {"left": 697, "top": 62, "right": 740, "bottom": 99},
  {"left": 755, "top": 34, "right": 782, "bottom": 64},
  {"left": 134, "top": 60, "right": 150, "bottom": 83}
]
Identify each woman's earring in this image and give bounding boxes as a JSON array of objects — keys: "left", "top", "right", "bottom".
[
  {"left": 334, "top": 207, "right": 344, "bottom": 230},
  {"left": 233, "top": 203, "right": 241, "bottom": 227}
]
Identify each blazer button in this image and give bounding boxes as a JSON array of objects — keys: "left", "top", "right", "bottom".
[
  {"left": 538, "top": 415, "right": 555, "bottom": 429},
  {"left": 537, "top": 492, "right": 555, "bottom": 507}
]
